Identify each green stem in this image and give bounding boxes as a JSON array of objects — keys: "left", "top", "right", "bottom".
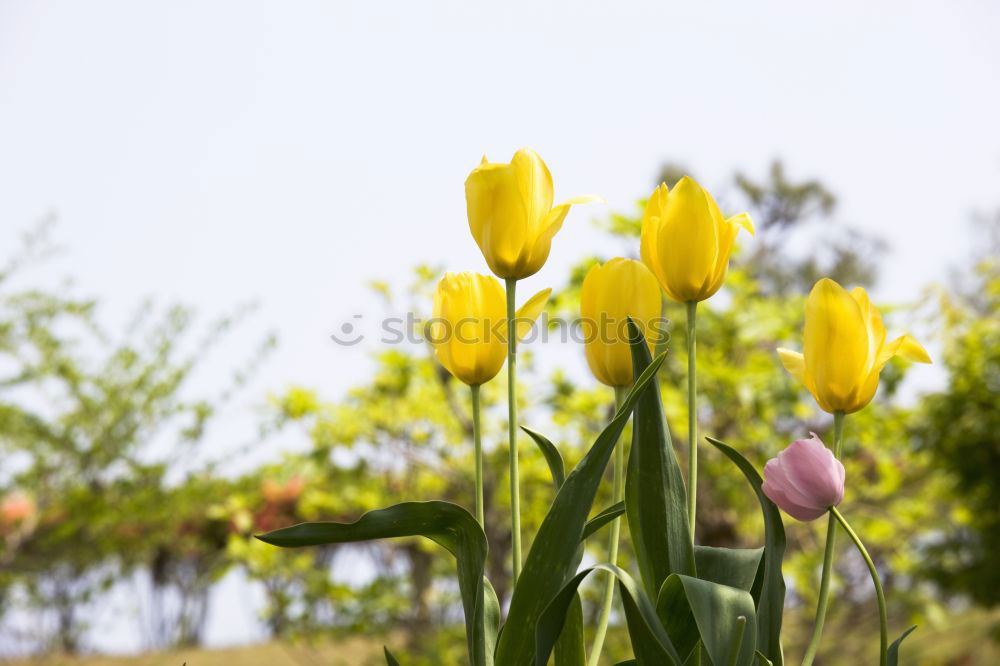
[
  {"left": 801, "top": 411, "right": 845, "bottom": 666},
  {"left": 830, "top": 506, "right": 888, "bottom": 666},
  {"left": 505, "top": 278, "right": 521, "bottom": 584},
  {"left": 470, "top": 383, "right": 484, "bottom": 526},
  {"left": 685, "top": 300, "right": 698, "bottom": 541},
  {"left": 587, "top": 385, "right": 628, "bottom": 666}
]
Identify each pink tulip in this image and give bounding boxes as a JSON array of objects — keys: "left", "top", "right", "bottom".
[{"left": 762, "top": 433, "right": 845, "bottom": 521}]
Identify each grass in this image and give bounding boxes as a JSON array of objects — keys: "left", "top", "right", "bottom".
[{"left": 3, "top": 608, "right": 999, "bottom": 666}]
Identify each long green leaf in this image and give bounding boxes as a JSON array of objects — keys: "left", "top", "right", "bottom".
[
  {"left": 553, "top": 591, "right": 586, "bottom": 666},
  {"left": 257, "top": 501, "right": 490, "bottom": 666},
  {"left": 523, "top": 425, "right": 566, "bottom": 488},
  {"left": 625, "top": 320, "right": 695, "bottom": 600},
  {"left": 495, "top": 351, "right": 667, "bottom": 666},
  {"left": 582, "top": 501, "right": 626, "bottom": 541},
  {"left": 536, "top": 564, "right": 683, "bottom": 666},
  {"left": 695, "top": 545, "right": 763, "bottom": 592},
  {"left": 707, "top": 437, "right": 786, "bottom": 666},
  {"left": 656, "top": 574, "right": 757, "bottom": 666},
  {"left": 384, "top": 647, "right": 401, "bottom": 666},
  {"left": 887, "top": 626, "right": 916, "bottom": 666}
]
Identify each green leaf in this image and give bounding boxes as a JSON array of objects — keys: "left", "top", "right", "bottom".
[
  {"left": 887, "top": 625, "right": 917, "bottom": 666},
  {"left": 625, "top": 320, "right": 695, "bottom": 600},
  {"left": 384, "top": 646, "right": 401, "bottom": 666},
  {"left": 582, "top": 501, "right": 626, "bottom": 541},
  {"left": 754, "top": 651, "right": 773, "bottom": 666},
  {"left": 536, "top": 564, "right": 683, "bottom": 666},
  {"left": 495, "top": 351, "right": 667, "bottom": 666},
  {"left": 695, "top": 545, "right": 763, "bottom": 592},
  {"left": 707, "top": 437, "right": 786, "bottom": 666},
  {"left": 257, "top": 501, "right": 490, "bottom": 666},
  {"left": 523, "top": 425, "right": 566, "bottom": 488},
  {"left": 656, "top": 574, "right": 757, "bottom": 666},
  {"left": 485, "top": 577, "right": 501, "bottom": 662},
  {"left": 553, "top": 591, "right": 586, "bottom": 666}
]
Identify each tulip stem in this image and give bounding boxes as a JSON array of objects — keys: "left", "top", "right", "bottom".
[
  {"left": 587, "top": 385, "right": 628, "bottom": 666},
  {"left": 470, "top": 383, "right": 484, "bottom": 526},
  {"left": 802, "top": 411, "right": 845, "bottom": 666},
  {"left": 830, "top": 505, "right": 888, "bottom": 666},
  {"left": 505, "top": 278, "right": 522, "bottom": 584},
  {"left": 685, "top": 300, "right": 698, "bottom": 540}
]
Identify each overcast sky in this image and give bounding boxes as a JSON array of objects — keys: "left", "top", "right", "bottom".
[{"left": 1, "top": 0, "right": 998, "bottom": 650}]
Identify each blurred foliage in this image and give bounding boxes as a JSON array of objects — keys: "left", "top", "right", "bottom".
[{"left": 0, "top": 166, "right": 996, "bottom": 665}]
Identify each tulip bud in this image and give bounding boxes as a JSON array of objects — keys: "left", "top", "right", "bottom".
[
  {"left": 762, "top": 434, "right": 845, "bottom": 521},
  {"left": 777, "top": 278, "right": 931, "bottom": 414},
  {"left": 465, "top": 148, "right": 602, "bottom": 280},
  {"left": 581, "top": 258, "right": 662, "bottom": 387},
  {"left": 430, "top": 272, "right": 549, "bottom": 386},
  {"left": 640, "top": 177, "right": 754, "bottom": 303}
]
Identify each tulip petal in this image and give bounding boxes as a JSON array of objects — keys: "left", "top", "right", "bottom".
[
  {"left": 804, "top": 278, "right": 870, "bottom": 412},
  {"left": 762, "top": 458, "right": 828, "bottom": 521},
  {"left": 776, "top": 348, "right": 807, "bottom": 386},
  {"left": 778, "top": 437, "right": 845, "bottom": 509},
  {"left": 465, "top": 161, "right": 528, "bottom": 279},
  {"left": 727, "top": 212, "right": 756, "bottom": 237},
  {"left": 879, "top": 334, "right": 932, "bottom": 365},
  {"left": 511, "top": 148, "right": 554, "bottom": 234},
  {"left": 559, "top": 194, "right": 605, "bottom": 206},
  {"left": 515, "top": 288, "right": 551, "bottom": 341},
  {"left": 658, "top": 177, "right": 719, "bottom": 302}
]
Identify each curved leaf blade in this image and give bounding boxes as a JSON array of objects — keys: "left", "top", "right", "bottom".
[
  {"left": 495, "top": 351, "right": 667, "bottom": 666},
  {"left": 626, "top": 320, "right": 695, "bottom": 599},
  {"left": 553, "top": 591, "right": 586, "bottom": 666},
  {"left": 257, "top": 501, "right": 490, "bottom": 666},
  {"left": 384, "top": 647, "right": 401, "bottom": 666},
  {"left": 582, "top": 501, "right": 626, "bottom": 542},
  {"left": 888, "top": 625, "right": 917, "bottom": 666},
  {"left": 536, "top": 564, "right": 682, "bottom": 666},
  {"left": 656, "top": 574, "right": 757, "bottom": 666},
  {"left": 695, "top": 545, "right": 763, "bottom": 593},
  {"left": 522, "top": 425, "right": 566, "bottom": 488},
  {"left": 707, "top": 437, "right": 786, "bottom": 666}
]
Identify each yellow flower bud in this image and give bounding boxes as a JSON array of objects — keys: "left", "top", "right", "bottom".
[
  {"left": 777, "top": 278, "right": 932, "bottom": 414},
  {"left": 581, "top": 258, "right": 662, "bottom": 387},
  {"left": 465, "top": 148, "right": 602, "bottom": 280},
  {"left": 640, "top": 177, "right": 754, "bottom": 303},
  {"left": 431, "top": 272, "right": 550, "bottom": 386}
]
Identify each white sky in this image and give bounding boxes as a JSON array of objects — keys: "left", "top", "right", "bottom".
[{"left": 1, "top": 0, "right": 998, "bottom": 650}]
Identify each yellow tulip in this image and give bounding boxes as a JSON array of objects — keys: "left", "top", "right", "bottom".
[
  {"left": 581, "top": 258, "right": 662, "bottom": 387},
  {"left": 465, "top": 148, "right": 602, "bottom": 280},
  {"left": 431, "top": 272, "right": 550, "bottom": 386},
  {"left": 640, "top": 177, "right": 754, "bottom": 303},
  {"left": 777, "top": 278, "right": 932, "bottom": 414}
]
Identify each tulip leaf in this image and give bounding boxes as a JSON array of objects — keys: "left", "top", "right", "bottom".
[
  {"left": 694, "top": 545, "right": 764, "bottom": 592},
  {"left": 582, "top": 501, "right": 626, "bottom": 541},
  {"left": 706, "top": 437, "right": 786, "bottom": 666},
  {"left": 257, "top": 501, "right": 490, "bottom": 666},
  {"left": 625, "top": 320, "right": 695, "bottom": 601},
  {"left": 552, "top": 590, "right": 587, "bottom": 666},
  {"left": 656, "top": 573, "right": 758, "bottom": 666},
  {"left": 495, "top": 350, "right": 666, "bottom": 666},
  {"left": 522, "top": 425, "right": 566, "bottom": 488},
  {"left": 887, "top": 625, "right": 917, "bottom": 666},
  {"left": 536, "top": 564, "right": 682, "bottom": 666},
  {"left": 755, "top": 651, "right": 774, "bottom": 666},
  {"left": 384, "top": 647, "right": 401, "bottom": 666}
]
